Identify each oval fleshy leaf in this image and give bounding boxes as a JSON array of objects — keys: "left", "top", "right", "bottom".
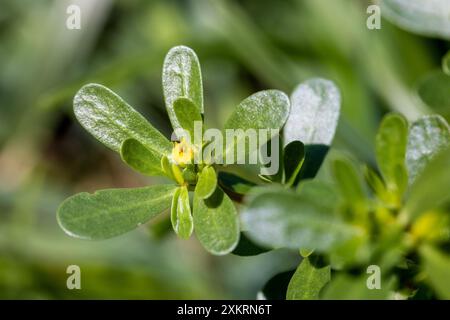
[
  {"left": 74, "top": 83, "right": 171, "bottom": 156},
  {"left": 224, "top": 90, "right": 290, "bottom": 161},
  {"left": 172, "top": 186, "right": 193, "bottom": 239},
  {"left": 120, "top": 139, "right": 166, "bottom": 177},
  {"left": 284, "top": 78, "right": 340, "bottom": 146},
  {"left": 195, "top": 166, "right": 217, "bottom": 199},
  {"left": 406, "top": 115, "right": 450, "bottom": 184},
  {"left": 286, "top": 257, "right": 330, "bottom": 300},
  {"left": 241, "top": 189, "right": 361, "bottom": 251},
  {"left": 57, "top": 184, "right": 177, "bottom": 240},
  {"left": 162, "top": 46, "right": 203, "bottom": 132},
  {"left": 171, "top": 187, "right": 181, "bottom": 233},
  {"left": 380, "top": 0, "right": 450, "bottom": 40},
  {"left": 193, "top": 187, "right": 240, "bottom": 255},
  {"left": 173, "top": 97, "right": 203, "bottom": 141},
  {"left": 375, "top": 113, "right": 408, "bottom": 199}
]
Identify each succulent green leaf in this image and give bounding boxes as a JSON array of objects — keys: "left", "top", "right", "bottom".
[
  {"left": 284, "top": 78, "right": 340, "bottom": 146},
  {"left": 420, "top": 246, "right": 450, "bottom": 299},
  {"left": 120, "top": 139, "right": 166, "bottom": 177},
  {"left": 171, "top": 187, "right": 180, "bottom": 233},
  {"left": 286, "top": 257, "right": 330, "bottom": 300},
  {"left": 193, "top": 187, "right": 240, "bottom": 255},
  {"left": 57, "top": 184, "right": 177, "bottom": 240},
  {"left": 417, "top": 71, "right": 450, "bottom": 113},
  {"left": 283, "top": 140, "right": 305, "bottom": 186},
  {"left": 162, "top": 46, "right": 203, "bottom": 132},
  {"left": 73, "top": 83, "right": 172, "bottom": 156},
  {"left": 172, "top": 186, "right": 193, "bottom": 239},
  {"left": 241, "top": 189, "right": 361, "bottom": 251},
  {"left": 224, "top": 90, "right": 290, "bottom": 161},
  {"left": 195, "top": 166, "right": 217, "bottom": 199},
  {"left": 380, "top": 0, "right": 450, "bottom": 40},
  {"left": 375, "top": 113, "right": 408, "bottom": 197},
  {"left": 173, "top": 97, "right": 202, "bottom": 140},
  {"left": 403, "top": 146, "right": 450, "bottom": 220},
  {"left": 406, "top": 115, "right": 450, "bottom": 184}
]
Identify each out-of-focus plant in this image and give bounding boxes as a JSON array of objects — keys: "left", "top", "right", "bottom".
[{"left": 243, "top": 111, "right": 450, "bottom": 299}]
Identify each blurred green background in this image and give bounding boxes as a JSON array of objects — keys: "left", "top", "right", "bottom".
[{"left": 0, "top": 0, "right": 448, "bottom": 299}]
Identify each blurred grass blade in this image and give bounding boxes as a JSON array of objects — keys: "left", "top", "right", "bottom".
[
  {"left": 162, "top": 46, "right": 203, "bottom": 132},
  {"left": 284, "top": 78, "right": 340, "bottom": 146},
  {"left": 380, "top": 0, "right": 450, "bottom": 40},
  {"left": 57, "top": 185, "right": 177, "bottom": 240},
  {"left": 286, "top": 257, "right": 330, "bottom": 300},
  {"left": 120, "top": 138, "right": 166, "bottom": 177},
  {"left": 74, "top": 83, "right": 172, "bottom": 155},
  {"left": 406, "top": 115, "right": 450, "bottom": 184},
  {"left": 193, "top": 187, "right": 240, "bottom": 255}
]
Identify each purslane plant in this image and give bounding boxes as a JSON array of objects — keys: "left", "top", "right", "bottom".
[
  {"left": 57, "top": 45, "right": 307, "bottom": 255},
  {"left": 243, "top": 112, "right": 450, "bottom": 299}
]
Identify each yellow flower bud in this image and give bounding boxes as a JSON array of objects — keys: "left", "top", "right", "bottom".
[{"left": 172, "top": 138, "right": 194, "bottom": 167}]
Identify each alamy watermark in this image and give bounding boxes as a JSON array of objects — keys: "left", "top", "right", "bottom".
[
  {"left": 66, "top": 265, "right": 81, "bottom": 290},
  {"left": 366, "top": 5, "right": 381, "bottom": 30}
]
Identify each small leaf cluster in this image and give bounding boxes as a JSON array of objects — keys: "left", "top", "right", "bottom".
[{"left": 57, "top": 46, "right": 293, "bottom": 255}]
